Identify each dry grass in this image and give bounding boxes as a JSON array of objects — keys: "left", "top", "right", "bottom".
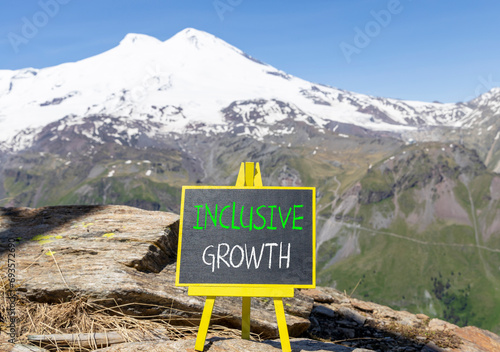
[
  {"left": 0, "top": 268, "right": 261, "bottom": 351},
  {"left": 385, "top": 321, "right": 462, "bottom": 349}
]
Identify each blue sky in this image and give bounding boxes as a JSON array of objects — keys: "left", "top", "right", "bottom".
[{"left": 0, "top": 0, "right": 499, "bottom": 103}]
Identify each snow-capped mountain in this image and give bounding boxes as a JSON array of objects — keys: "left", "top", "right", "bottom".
[
  {"left": 0, "top": 28, "right": 480, "bottom": 152},
  {"left": 2, "top": 29, "right": 500, "bottom": 332}
]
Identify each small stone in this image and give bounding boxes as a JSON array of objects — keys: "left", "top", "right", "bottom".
[
  {"left": 312, "top": 305, "right": 335, "bottom": 318},
  {"left": 351, "top": 300, "right": 375, "bottom": 313},
  {"left": 338, "top": 306, "right": 367, "bottom": 325},
  {"left": 428, "top": 318, "right": 458, "bottom": 331},
  {"left": 300, "top": 288, "right": 335, "bottom": 303},
  {"left": 416, "top": 313, "right": 429, "bottom": 320},
  {"left": 311, "top": 286, "right": 349, "bottom": 304}
]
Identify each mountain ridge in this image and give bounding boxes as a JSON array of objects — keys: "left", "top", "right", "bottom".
[{"left": 0, "top": 27, "right": 492, "bottom": 153}]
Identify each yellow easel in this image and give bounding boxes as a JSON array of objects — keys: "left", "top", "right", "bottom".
[{"left": 190, "top": 162, "right": 293, "bottom": 352}]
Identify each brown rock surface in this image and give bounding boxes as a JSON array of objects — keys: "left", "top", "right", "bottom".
[
  {"left": 0, "top": 205, "right": 310, "bottom": 339},
  {"left": 2, "top": 205, "right": 500, "bottom": 352},
  {"left": 451, "top": 326, "right": 500, "bottom": 352}
]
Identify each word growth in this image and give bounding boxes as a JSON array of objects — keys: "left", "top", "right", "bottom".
[{"left": 202, "top": 242, "right": 291, "bottom": 272}]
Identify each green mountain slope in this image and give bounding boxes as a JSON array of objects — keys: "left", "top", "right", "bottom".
[{"left": 317, "top": 143, "right": 500, "bottom": 332}]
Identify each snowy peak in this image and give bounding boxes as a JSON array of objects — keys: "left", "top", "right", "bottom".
[
  {"left": 169, "top": 28, "right": 226, "bottom": 47},
  {"left": 119, "top": 33, "right": 162, "bottom": 46},
  {"left": 470, "top": 88, "right": 500, "bottom": 107},
  {"left": 164, "top": 27, "right": 268, "bottom": 68},
  {"left": 171, "top": 27, "right": 218, "bottom": 43},
  {"left": 165, "top": 27, "right": 246, "bottom": 57}
]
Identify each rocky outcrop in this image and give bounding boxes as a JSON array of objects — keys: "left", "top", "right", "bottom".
[
  {"left": 300, "top": 287, "right": 500, "bottom": 351},
  {"left": 0, "top": 205, "right": 310, "bottom": 339},
  {"left": 1, "top": 205, "right": 500, "bottom": 352}
]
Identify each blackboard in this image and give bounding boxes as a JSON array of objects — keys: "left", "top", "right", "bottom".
[{"left": 175, "top": 187, "right": 316, "bottom": 287}]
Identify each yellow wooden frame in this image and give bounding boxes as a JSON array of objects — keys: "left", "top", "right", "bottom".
[
  {"left": 175, "top": 184, "right": 316, "bottom": 289},
  {"left": 176, "top": 162, "right": 316, "bottom": 352}
]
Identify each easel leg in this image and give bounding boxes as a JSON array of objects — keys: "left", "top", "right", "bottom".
[
  {"left": 242, "top": 297, "right": 251, "bottom": 339},
  {"left": 273, "top": 297, "right": 291, "bottom": 352},
  {"left": 195, "top": 296, "right": 216, "bottom": 351}
]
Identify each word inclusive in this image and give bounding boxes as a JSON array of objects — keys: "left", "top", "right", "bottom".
[{"left": 192, "top": 202, "right": 304, "bottom": 231}]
